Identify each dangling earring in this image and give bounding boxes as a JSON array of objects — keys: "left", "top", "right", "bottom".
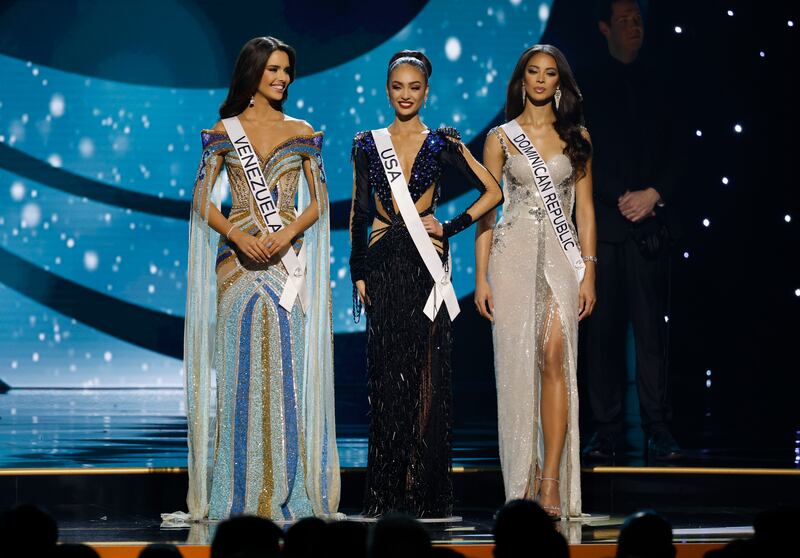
[
  {"left": 249, "top": 96, "right": 255, "bottom": 108},
  {"left": 521, "top": 82, "right": 527, "bottom": 105},
  {"left": 424, "top": 96, "right": 428, "bottom": 109},
  {"left": 554, "top": 87, "right": 562, "bottom": 110}
]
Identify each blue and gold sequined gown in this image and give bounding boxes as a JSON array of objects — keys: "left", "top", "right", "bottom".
[
  {"left": 349, "top": 127, "right": 500, "bottom": 517},
  {"left": 183, "top": 128, "right": 339, "bottom": 521}
]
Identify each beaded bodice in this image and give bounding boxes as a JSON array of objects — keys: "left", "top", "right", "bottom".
[
  {"left": 492, "top": 127, "right": 576, "bottom": 225},
  {"left": 200, "top": 129, "right": 324, "bottom": 227},
  {"left": 352, "top": 127, "right": 460, "bottom": 219}
]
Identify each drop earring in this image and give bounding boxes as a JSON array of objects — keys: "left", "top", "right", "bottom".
[
  {"left": 521, "top": 82, "right": 526, "bottom": 105},
  {"left": 424, "top": 96, "right": 428, "bottom": 109},
  {"left": 249, "top": 96, "right": 255, "bottom": 108},
  {"left": 554, "top": 87, "right": 562, "bottom": 110}
]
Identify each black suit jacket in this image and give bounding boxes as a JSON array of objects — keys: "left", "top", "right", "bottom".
[{"left": 580, "top": 53, "right": 684, "bottom": 243}]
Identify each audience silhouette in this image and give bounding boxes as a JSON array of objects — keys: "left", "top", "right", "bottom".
[{"left": 2, "top": 502, "right": 795, "bottom": 558}]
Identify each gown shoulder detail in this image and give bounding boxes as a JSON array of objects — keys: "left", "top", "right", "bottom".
[
  {"left": 433, "top": 126, "right": 462, "bottom": 154},
  {"left": 488, "top": 126, "right": 509, "bottom": 157},
  {"left": 200, "top": 128, "right": 231, "bottom": 152},
  {"left": 352, "top": 130, "right": 374, "bottom": 159},
  {"left": 436, "top": 126, "right": 461, "bottom": 142}
]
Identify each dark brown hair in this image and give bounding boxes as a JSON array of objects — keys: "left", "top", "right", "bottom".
[
  {"left": 219, "top": 36, "right": 296, "bottom": 119},
  {"left": 505, "top": 44, "right": 591, "bottom": 178},
  {"left": 595, "top": 0, "right": 641, "bottom": 23},
  {"left": 386, "top": 50, "right": 433, "bottom": 83}
]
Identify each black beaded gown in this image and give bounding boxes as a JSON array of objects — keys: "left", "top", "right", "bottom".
[{"left": 349, "top": 127, "right": 501, "bottom": 517}]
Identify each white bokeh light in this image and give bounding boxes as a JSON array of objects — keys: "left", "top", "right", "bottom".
[
  {"left": 47, "top": 154, "right": 62, "bottom": 168},
  {"left": 49, "top": 93, "right": 65, "bottom": 117},
  {"left": 734, "top": 124, "right": 743, "bottom": 133},
  {"left": 83, "top": 251, "right": 99, "bottom": 271},
  {"left": 445, "top": 37, "right": 462, "bottom": 61},
  {"left": 538, "top": 3, "right": 550, "bottom": 21},
  {"left": 702, "top": 218, "right": 710, "bottom": 227},
  {"left": 10, "top": 181, "right": 25, "bottom": 201},
  {"left": 21, "top": 203, "right": 42, "bottom": 227},
  {"left": 78, "top": 137, "right": 95, "bottom": 158}
]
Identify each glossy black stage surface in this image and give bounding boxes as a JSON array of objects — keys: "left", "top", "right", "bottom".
[{"left": 1, "top": 386, "right": 798, "bottom": 470}]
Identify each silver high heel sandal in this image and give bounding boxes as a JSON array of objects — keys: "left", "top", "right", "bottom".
[{"left": 536, "top": 476, "right": 562, "bottom": 520}]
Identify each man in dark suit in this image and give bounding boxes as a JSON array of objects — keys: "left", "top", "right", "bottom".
[{"left": 580, "top": 0, "right": 684, "bottom": 463}]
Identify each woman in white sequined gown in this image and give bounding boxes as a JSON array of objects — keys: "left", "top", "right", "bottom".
[{"left": 474, "top": 45, "right": 597, "bottom": 519}]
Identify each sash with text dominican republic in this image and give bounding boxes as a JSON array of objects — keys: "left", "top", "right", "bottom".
[{"left": 500, "top": 120, "right": 585, "bottom": 284}]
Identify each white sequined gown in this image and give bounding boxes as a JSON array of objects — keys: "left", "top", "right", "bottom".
[{"left": 487, "top": 127, "right": 581, "bottom": 517}]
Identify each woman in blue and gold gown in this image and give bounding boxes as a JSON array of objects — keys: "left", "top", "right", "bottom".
[{"left": 182, "top": 37, "right": 339, "bottom": 521}]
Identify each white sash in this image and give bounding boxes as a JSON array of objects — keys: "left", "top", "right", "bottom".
[
  {"left": 500, "top": 120, "right": 586, "bottom": 284},
  {"left": 371, "top": 128, "right": 460, "bottom": 321},
  {"left": 222, "top": 117, "right": 309, "bottom": 313}
]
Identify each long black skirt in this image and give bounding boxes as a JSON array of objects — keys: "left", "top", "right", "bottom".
[{"left": 362, "top": 224, "right": 453, "bottom": 517}]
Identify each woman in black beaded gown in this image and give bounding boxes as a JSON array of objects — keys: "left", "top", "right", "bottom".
[{"left": 348, "top": 50, "right": 503, "bottom": 517}]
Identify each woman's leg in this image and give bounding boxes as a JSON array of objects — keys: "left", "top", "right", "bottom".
[{"left": 539, "top": 301, "right": 568, "bottom": 516}]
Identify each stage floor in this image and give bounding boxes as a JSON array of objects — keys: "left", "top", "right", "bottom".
[{"left": 2, "top": 388, "right": 797, "bottom": 469}]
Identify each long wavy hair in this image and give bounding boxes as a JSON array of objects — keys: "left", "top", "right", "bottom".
[
  {"left": 505, "top": 44, "right": 591, "bottom": 178},
  {"left": 219, "top": 36, "right": 296, "bottom": 119}
]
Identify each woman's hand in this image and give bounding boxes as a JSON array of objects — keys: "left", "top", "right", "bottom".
[
  {"left": 474, "top": 278, "right": 494, "bottom": 322},
  {"left": 355, "top": 279, "right": 370, "bottom": 306},
  {"left": 422, "top": 215, "right": 444, "bottom": 238},
  {"left": 261, "top": 228, "right": 295, "bottom": 259},
  {"left": 229, "top": 228, "right": 270, "bottom": 263},
  {"left": 578, "top": 274, "right": 597, "bottom": 321}
]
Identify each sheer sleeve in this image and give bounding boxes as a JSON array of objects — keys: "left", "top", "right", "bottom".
[
  {"left": 438, "top": 127, "right": 503, "bottom": 238},
  {"left": 349, "top": 134, "right": 372, "bottom": 283},
  {"left": 297, "top": 140, "right": 341, "bottom": 516},
  {"left": 191, "top": 130, "right": 227, "bottom": 219},
  {"left": 183, "top": 129, "right": 228, "bottom": 520}
]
